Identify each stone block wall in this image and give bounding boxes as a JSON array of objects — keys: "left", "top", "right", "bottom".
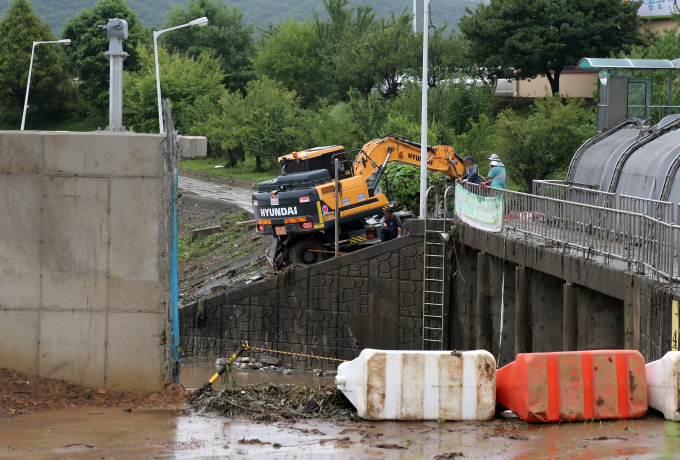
[{"left": 179, "top": 224, "right": 426, "bottom": 368}]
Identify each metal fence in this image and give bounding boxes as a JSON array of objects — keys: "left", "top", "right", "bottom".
[
  {"left": 533, "top": 179, "right": 679, "bottom": 225},
  {"left": 458, "top": 182, "right": 680, "bottom": 287}
]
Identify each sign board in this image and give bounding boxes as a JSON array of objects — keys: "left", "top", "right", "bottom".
[
  {"left": 629, "top": 0, "right": 678, "bottom": 18},
  {"left": 454, "top": 183, "right": 504, "bottom": 233}
]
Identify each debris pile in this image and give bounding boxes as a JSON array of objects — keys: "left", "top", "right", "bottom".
[{"left": 192, "top": 382, "right": 357, "bottom": 421}]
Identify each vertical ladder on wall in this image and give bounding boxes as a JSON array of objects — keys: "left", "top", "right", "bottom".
[{"left": 422, "top": 186, "right": 446, "bottom": 350}]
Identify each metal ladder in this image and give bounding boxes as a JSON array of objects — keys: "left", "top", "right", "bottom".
[{"left": 422, "top": 186, "right": 449, "bottom": 350}]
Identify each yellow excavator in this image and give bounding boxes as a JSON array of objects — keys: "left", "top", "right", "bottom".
[{"left": 252, "top": 135, "right": 465, "bottom": 270}]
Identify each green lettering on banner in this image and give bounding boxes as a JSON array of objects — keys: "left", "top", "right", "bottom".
[{"left": 454, "top": 183, "right": 503, "bottom": 232}]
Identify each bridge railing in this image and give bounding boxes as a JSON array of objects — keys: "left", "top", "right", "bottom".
[
  {"left": 533, "top": 179, "right": 678, "bottom": 225},
  {"left": 460, "top": 182, "right": 679, "bottom": 287}
]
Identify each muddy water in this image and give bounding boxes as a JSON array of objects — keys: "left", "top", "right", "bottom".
[
  {"left": 1, "top": 407, "right": 678, "bottom": 459},
  {"left": 180, "top": 360, "right": 335, "bottom": 390},
  {"left": 178, "top": 174, "right": 254, "bottom": 213}
]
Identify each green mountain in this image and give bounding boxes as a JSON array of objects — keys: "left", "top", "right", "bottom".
[{"left": 0, "top": 0, "right": 474, "bottom": 35}]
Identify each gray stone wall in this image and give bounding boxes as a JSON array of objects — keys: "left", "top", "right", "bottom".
[{"left": 179, "top": 224, "right": 426, "bottom": 368}]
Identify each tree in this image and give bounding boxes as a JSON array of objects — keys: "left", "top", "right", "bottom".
[
  {"left": 254, "top": 20, "right": 332, "bottom": 107},
  {"left": 161, "top": 0, "right": 255, "bottom": 94},
  {"left": 459, "top": 0, "right": 642, "bottom": 95},
  {"left": 61, "top": 0, "right": 149, "bottom": 110},
  {"left": 0, "top": 0, "right": 75, "bottom": 126},
  {"left": 123, "top": 45, "right": 225, "bottom": 134},
  {"left": 358, "top": 11, "right": 419, "bottom": 98},
  {"left": 197, "top": 78, "right": 305, "bottom": 170},
  {"left": 495, "top": 97, "right": 595, "bottom": 191}
]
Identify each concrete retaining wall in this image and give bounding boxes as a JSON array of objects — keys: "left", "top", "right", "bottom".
[
  {"left": 180, "top": 219, "right": 677, "bottom": 367},
  {"left": 0, "top": 130, "right": 174, "bottom": 391}
]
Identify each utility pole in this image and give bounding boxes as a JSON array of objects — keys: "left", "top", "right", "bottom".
[
  {"left": 418, "top": 0, "right": 431, "bottom": 218},
  {"left": 413, "top": 0, "right": 417, "bottom": 33}
]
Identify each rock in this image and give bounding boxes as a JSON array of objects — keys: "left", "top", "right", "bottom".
[
  {"left": 260, "top": 356, "right": 280, "bottom": 366},
  {"left": 501, "top": 410, "right": 519, "bottom": 419},
  {"left": 252, "top": 362, "right": 263, "bottom": 369},
  {"left": 283, "top": 369, "right": 294, "bottom": 374},
  {"left": 215, "top": 358, "right": 230, "bottom": 367},
  {"left": 324, "top": 370, "right": 337, "bottom": 376},
  {"left": 240, "top": 357, "right": 250, "bottom": 363}
]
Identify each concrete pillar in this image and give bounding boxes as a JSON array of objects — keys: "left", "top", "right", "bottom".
[
  {"left": 476, "top": 252, "right": 492, "bottom": 351},
  {"left": 515, "top": 266, "right": 529, "bottom": 354},
  {"left": 105, "top": 51, "right": 128, "bottom": 131},
  {"left": 563, "top": 283, "right": 577, "bottom": 351},
  {"left": 623, "top": 274, "right": 640, "bottom": 351}
]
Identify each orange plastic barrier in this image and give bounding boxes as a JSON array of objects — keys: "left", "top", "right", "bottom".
[{"left": 496, "top": 350, "right": 647, "bottom": 423}]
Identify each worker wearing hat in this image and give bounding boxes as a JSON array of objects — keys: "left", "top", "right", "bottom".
[
  {"left": 460, "top": 156, "right": 483, "bottom": 184},
  {"left": 481, "top": 154, "right": 506, "bottom": 189}
]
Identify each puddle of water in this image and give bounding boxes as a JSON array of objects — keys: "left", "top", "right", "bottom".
[
  {"left": 1, "top": 406, "right": 677, "bottom": 459},
  {"left": 180, "top": 360, "right": 335, "bottom": 390}
]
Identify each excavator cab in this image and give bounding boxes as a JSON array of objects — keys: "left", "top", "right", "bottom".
[{"left": 279, "top": 145, "right": 352, "bottom": 180}]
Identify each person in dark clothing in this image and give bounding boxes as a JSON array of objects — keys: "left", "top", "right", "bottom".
[
  {"left": 380, "top": 207, "right": 402, "bottom": 242},
  {"left": 461, "top": 155, "right": 482, "bottom": 184}
]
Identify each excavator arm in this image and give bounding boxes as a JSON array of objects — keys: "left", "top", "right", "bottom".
[{"left": 351, "top": 136, "right": 466, "bottom": 187}]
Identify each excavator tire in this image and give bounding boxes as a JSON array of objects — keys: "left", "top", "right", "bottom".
[{"left": 289, "top": 239, "right": 325, "bottom": 265}]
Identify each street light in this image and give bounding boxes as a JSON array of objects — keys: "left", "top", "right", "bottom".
[
  {"left": 21, "top": 39, "right": 71, "bottom": 130},
  {"left": 153, "top": 16, "right": 209, "bottom": 133}
]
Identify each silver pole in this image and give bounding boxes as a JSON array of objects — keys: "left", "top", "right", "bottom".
[
  {"left": 668, "top": 70, "right": 673, "bottom": 118},
  {"left": 20, "top": 42, "right": 37, "bottom": 131},
  {"left": 154, "top": 32, "right": 164, "bottom": 134},
  {"left": 335, "top": 158, "right": 340, "bottom": 257},
  {"left": 418, "top": 0, "right": 431, "bottom": 218},
  {"left": 413, "top": 0, "right": 417, "bottom": 33}
]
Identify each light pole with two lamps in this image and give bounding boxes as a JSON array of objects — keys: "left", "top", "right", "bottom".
[
  {"left": 153, "top": 16, "right": 209, "bottom": 133},
  {"left": 21, "top": 39, "right": 71, "bottom": 130}
]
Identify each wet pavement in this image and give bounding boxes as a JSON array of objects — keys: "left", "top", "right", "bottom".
[
  {"left": 1, "top": 403, "right": 678, "bottom": 459},
  {"left": 178, "top": 174, "right": 254, "bottom": 213}
]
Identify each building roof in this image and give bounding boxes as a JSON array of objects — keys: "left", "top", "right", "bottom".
[{"left": 577, "top": 58, "right": 680, "bottom": 71}]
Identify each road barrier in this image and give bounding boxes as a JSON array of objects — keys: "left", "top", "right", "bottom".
[
  {"left": 496, "top": 350, "right": 648, "bottom": 423},
  {"left": 646, "top": 351, "right": 680, "bottom": 420}
]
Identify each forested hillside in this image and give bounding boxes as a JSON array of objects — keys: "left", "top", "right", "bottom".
[{"left": 0, "top": 0, "right": 475, "bottom": 34}]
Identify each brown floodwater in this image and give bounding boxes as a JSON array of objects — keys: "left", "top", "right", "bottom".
[
  {"left": 1, "top": 404, "right": 678, "bottom": 459},
  {"left": 179, "top": 359, "right": 335, "bottom": 390},
  {"left": 2, "top": 361, "right": 678, "bottom": 459}
]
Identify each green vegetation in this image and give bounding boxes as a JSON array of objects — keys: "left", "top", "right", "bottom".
[
  {"left": 178, "top": 209, "right": 253, "bottom": 262},
  {"left": 179, "top": 157, "right": 277, "bottom": 182},
  {"left": 62, "top": 0, "right": 149, "bottom": 110},
  {"left": 0, "top": 0, "right": 75, "bottom": 128},
  {"left": 162, "top": 0, "right": 255, "bottom": 93},
  {"left": 459, "top": 0, "right": 642, "bottom": 95}
]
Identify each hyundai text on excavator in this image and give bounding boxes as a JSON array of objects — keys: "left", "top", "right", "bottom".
[{"left": 252, "top": 136, "right": 465, "bottom": 271}]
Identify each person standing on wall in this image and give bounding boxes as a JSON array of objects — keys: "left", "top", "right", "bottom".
[{"left": 481, "top": 154, "right": 506, "bottom": 189}]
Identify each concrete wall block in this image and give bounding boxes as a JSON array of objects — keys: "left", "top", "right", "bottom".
[
  {"left": 0, "top": 310, "right": 39, "bottom": 374},
  {"left": 0, "top": 131, "right": 44, "bottom": 174},
  {"left": 43, "top": 132, "right": 164, "bottom": 178},
  {"left": 38, "top": 310, "right": 107, "bottom": 388}
]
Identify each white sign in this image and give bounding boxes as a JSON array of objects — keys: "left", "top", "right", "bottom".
[
  {"left": 634, "top": 0, "right": 677, "bottom": 18},
  {"left": 357, "top": 193, "right": 366, "bottom": 202},
  {"left": 299, "top": 196, "right": 310, "bottom": 203},
  {"left": 342, "top": 197, "right": 351, "bottom": 206},
  {"left": 271, "top": 196, "right": 279, "bottom": 206}
]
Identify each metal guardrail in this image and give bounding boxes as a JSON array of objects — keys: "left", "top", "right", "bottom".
[
  {"left": 460, "top": 182, "right": 680, "bottom": 287},
  {"left": 533, "top": 180, "right": 679, "bottom": 225}
]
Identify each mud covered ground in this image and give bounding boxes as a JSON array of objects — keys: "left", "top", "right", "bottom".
[
  {"left": 0, "top": 367, "right": 188, "bottom": 418},
  {"left": 177, "top": 190, "right": 270, "bottom": 306}
]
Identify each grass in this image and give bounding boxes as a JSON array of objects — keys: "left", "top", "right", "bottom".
[
  {"left": 178, "top": 210, "right": 254, "bottom": 263},
  {"left": 179, "top": 157, "right": 278, "bottom": 183}
]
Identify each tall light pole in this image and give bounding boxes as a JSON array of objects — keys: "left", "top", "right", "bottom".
[
  {"left": 413, "top": 0, "right": 417, "bottom": 33},
  {"left": 153, "top": 16, "right": 208, "bottom": 134},
  {"left": 21, "top": 39, "right": 71, "bottom": 131},
  {"left": 419, "top": 0, "right": 431, "bottom": 218}
]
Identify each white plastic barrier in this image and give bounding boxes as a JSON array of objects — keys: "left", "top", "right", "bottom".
[
  {"left": 335, "top": 349, "right": 496, "bottom": 420},
  {"left": 646, "top": 351, "right": 680, "bottom": 420}
]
